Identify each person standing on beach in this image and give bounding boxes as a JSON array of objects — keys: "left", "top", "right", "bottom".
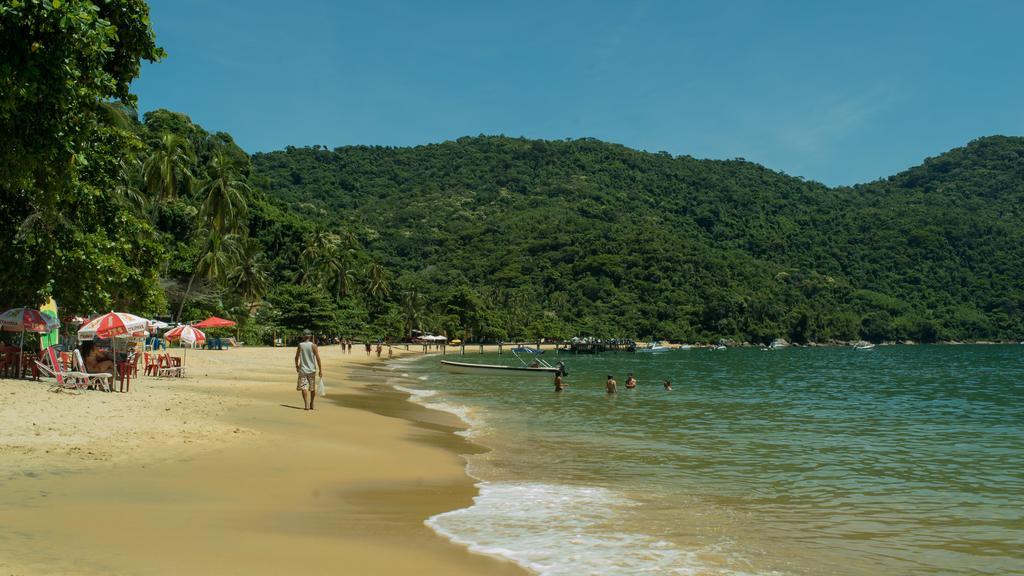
[
  {"left": 375, "top": 342, "right": 382, "bottom": 358},
  {"left": 295, "top": 329, "right": 323, "bottom": 411},
  {"left": 606, "top": 374, "right": 617, "bottom": 394},
  {"left": 365, "top": 341, "right": 371, "bottom": 356},
  {"left": 625, "top": 373, "right": 637, "bottom": 389}
]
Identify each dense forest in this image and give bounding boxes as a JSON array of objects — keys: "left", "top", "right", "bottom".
[
  {"left": 249, "top": 135, "right": 1024, "bottom": 343},
  {"left": 2, "top": 0, "right": 1022, "bottom": 345}
]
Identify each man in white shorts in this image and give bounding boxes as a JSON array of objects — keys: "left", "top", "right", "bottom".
[{"left": 294, "top": 329, "right": 323, "bottom": 410}]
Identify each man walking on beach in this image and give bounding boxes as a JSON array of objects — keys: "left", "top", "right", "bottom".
[{"left": 295, "top": 329, "right": 323, "bottom": 411}]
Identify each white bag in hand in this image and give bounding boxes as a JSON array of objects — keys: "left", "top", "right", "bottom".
[{"left": 316, "top": 377, "right": 326, "bottom": 397}]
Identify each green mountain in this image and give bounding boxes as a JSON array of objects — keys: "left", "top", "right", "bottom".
[{"left": 249, "top": 135, "right": 1024, "bottom": 343}]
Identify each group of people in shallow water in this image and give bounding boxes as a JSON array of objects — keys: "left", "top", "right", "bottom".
[{"left": 554, "top": 371, "right": 672, "bottom": 393}]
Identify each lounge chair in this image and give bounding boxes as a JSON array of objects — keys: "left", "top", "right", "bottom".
[
  {"left": 34, "top": 347, "right": 89, "bottom": 390},
  {"left": 73, "top": 349, "right": 113, "bottom": 391}
]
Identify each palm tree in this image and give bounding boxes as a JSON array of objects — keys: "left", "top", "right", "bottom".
[
  {"left": 199, "top": 149, "right": 250, "bottom": 236},
  {"left": 331, "top": 260, "right": 357, "bottom": 299},
  {"left": 175, "top": 231, "right": 241, "bottom": 321},
  {"left": 142, "top": 133, "right": 194, "bottom": 218},
  {"left": 113, "top": 156, "right": 148, "bottom": 217},
  {"left": 367, "top": 262, "right": 391, "bottom": 300},
  {"left": 296, "top": 227, "right": 341, "bottom": 288},
  {"left": 230, "top": 237, "right": 269, "bottom": 314},
  {"left": 401, "top": 289, "right": 426, "bottom": 339}
]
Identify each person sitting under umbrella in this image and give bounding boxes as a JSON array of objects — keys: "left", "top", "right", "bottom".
[{"left": 80, "top": 340, "right": 115, "bottom": 387}]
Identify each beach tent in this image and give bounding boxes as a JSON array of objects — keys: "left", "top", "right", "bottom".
[{"left": 194, "top": 316, "right": 236, "bottom": 329}]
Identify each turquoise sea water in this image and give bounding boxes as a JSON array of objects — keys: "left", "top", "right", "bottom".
[{"left": 380, "top": 345, "right": 1023, "bottom": 575}]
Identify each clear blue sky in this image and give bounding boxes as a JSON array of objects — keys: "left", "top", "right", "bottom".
[{"left": 133, "top": 0, "right": 1024, "bottom": 186}]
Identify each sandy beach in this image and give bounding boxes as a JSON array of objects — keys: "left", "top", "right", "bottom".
[{"left": 0, "top": 345, "right": 528, "bottom": 575}]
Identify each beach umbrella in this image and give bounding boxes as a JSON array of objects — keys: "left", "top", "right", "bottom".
[
  {"left": 78, "top": 312, "right": 149, "bottom": 384},
  {"left": 165, "top": 325, "right": 206, "bottom": 365},
  {"left": 77, "top": 311, "right": 149, "bottom": 340},
  {"left": 0, "top": 307, "right": 60, "bottom": 378},
  {"left": 0, "top": 307, "right": 61, "bottom": 333},
  {"left": 165, "top": 325, "right": 206, "bottom": 347},
  {"left": 194, "top": 316, "right": 236, "bottom": 329}
]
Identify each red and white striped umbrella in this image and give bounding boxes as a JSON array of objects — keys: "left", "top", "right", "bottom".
[
  {"left": 0, "top": 307, "right": 60, "bottom": 333},
  {"left": 77, "top": 311, "right": 149, "bottom": 340},
  {"left": 165, "top": 325, "right": 206, "bottom": 346}
]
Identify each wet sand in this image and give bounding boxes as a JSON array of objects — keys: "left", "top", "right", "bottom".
[{"left": 0, "top": 346, "right": 528, "bottom": 575}]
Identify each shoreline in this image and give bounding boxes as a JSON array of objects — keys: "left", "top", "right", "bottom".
[{"left": 0, "top": 346, "right": 529, "bottom": 576}]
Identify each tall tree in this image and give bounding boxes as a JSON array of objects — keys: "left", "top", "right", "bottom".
[
  {"left": 176, "top": 232, "right": 240, "bottom": 321},
  {"left": 198, "top": 149, "right": 249, "bottom": 236},
  {"left": 142, "top": 132, "right": 194, "bottom": 217},
  {"left": 230, "top": 237, "right": 269, "bottom": 314},
  {"left": 367, "top": 262, "right": 391, "bottom": 300},
  {"left": 400, "top": 289, "right": 425, "bottom": 339},
  {"left": 0, "top": 0, "right": 165, "bottom": 310}
]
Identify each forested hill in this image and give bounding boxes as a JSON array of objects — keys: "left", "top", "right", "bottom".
[{"left": 250, "top": 135, "right": 1024, "bottom": 343}]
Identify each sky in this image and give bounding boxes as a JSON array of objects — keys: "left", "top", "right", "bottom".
[{"left": 133, "top": 0, "right": 1024, "bottom": 186}]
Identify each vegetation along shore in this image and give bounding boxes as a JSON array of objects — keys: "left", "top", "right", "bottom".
[{"left": 1, "top": 1, "right": 1022, "bottom": 345}]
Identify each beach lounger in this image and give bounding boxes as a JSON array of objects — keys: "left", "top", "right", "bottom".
[
  {"left": 34, "top": 347, "right": 89, "bottom": 390},
  {"left": 73, "top": 349, "right": 113, "bottom": 391}
]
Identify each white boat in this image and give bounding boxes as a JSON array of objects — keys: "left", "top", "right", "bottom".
[
  {"left": 853, "top": 342, "right": 876, "bottom": 350},
  {"left": 712, "top": 345, "right": 727, "bottom": 351},
  {"left": 636, "top": 341, "right": 670, "bottom": 353},
  {"left": 441, "top": 360, "right": 561, "bottom": 376},
  {"left": 441, "top": 347, "right": 565, "bottom": 377}
]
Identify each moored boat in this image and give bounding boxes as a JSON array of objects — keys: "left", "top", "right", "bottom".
[
  {"left": 440, "top": 360, "right": 561, "bottom": 376},
  {"left": 441, "top": 346, "right": 566, "bottom": 377}
]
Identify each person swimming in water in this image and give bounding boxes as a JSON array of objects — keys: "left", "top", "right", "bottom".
[
  {"left": 625, "top": 373, "right": 637, "bottom": 389},
  {"left": 606, "top": 374, "right": 617, "bottom": 394},
  {"left": 663, "top": 379, "right": 673, "bottom": 391},
  {"left": 554, "top": 372, "right": 565, "bottom": 392}
]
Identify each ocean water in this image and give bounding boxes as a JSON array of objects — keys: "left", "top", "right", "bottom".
[{"left": 381, "top": 346, "right": 1024, "bottom": 575}]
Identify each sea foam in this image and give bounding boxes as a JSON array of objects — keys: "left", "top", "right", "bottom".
[
  {"left": 391, "top": 382, "right": 485, "bottom": 438},
  {"left": 426, "top": 482, "right": 709, "bottom": 576}
]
